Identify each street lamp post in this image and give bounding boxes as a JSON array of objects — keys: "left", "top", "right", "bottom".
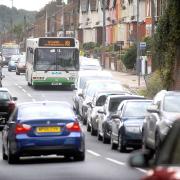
[
  {"left": 136, "top": 0, "right": 140, "bottom": 86},
  {"left": 56, "top": 0, "right": 65, "bottom": 37}
]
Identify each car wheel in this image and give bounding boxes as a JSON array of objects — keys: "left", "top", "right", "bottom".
[
  {"left": 118, "top": 133, "right": 126, "bottom": 152},
  {"left": 2, "top": 145, "right": 8, "bottom": 160},
  {"left": 87, "top": 122, "right": 91, "bottom": 132},
  {"left": 74, "top": 151, "right": 85, "bottom": 161},
  {"left": 16, "top": 71, "right": 20, "bottom": 75},
  {"left": 8, "top": 68, "right": 11, "bottom": 72},
  {"left": 155, "top": 132, "right": 161, "bottom": 154},
  {"left": 97, "top": 129, "right": 102, "bottom": 141},
  {"left": 110, "top": 135, "right": 118, "bottom": 150},
  {"left": 91, "top": 124, "right": 97, "bottom": 136},
  {"left": 7, "top": 142, "right": 19, "bottom": 164},
  {"left": 102, "top": 131, "right": 110, "bottom": 144}
]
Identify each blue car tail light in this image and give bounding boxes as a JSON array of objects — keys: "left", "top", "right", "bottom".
[
  {"left": 15, "top": 124, "right": 32, "bottom": 134},
  {"left": 66, "top": 121, "right": 81, "bottom": 132}
]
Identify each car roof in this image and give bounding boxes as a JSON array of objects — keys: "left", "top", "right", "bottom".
[
  {"left": 122, "top": 99, "right": 152, "bottom": 103},
  {"left": 78, "top": 70, "right": 111, "bottom": 77},
  {"left": 0, "top": 87, "right": 9, "bottom": 92},
  {"left": 107, "top": 94, "right": 145, "bottom": 100}
]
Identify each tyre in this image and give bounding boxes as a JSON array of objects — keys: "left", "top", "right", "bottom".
[
  {"left": 118, "top": 133, "right": 126, "bottom": 152},
  {"left": 102, "top": 131, "right": 110, "bottom": 144},
  {"left": 74, "top": 151, "right": 85, "bottom": 161},
  {"left": 7, "top": 142, "right": 19, "bottom": 164},
  {"left": 97, "top": 130, "right": 102, "bottom": 141},
  {"left": 91, "top": 124, "right": 97, "bottom": 136},
  {"left": 2, "top": 145, "right": 8, "bottom": 160},
  {"left": 16, "top": 71, "right": 20, "bottom": 75},
  {"left": 110, "top": 135, "right": 118, "bottom": 150},
  {"left": 87, "top": 122, "right": 91, "bottom": 132}
]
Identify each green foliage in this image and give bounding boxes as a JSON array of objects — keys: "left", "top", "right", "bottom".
[
  {"left": 0, "top": 5, "right": 36, "bottom": 33},
  {"left": 83, "top": 42, "right": 99, "bottom": 50},
  {"left": 138, "top": 71, "right": 163, "bottom": 98},
  {"left": 122, "top": 45, "right": 137, "bottom": 69},
  {"left": 152, "top": 0, "right": 180, "bottom": 89},
  {"left": 13, "top": 24, "right": 24, "bottom": 42}
]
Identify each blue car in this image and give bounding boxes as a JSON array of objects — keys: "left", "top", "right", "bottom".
[{"left": 2, "top": 101, "right": 85, "bottom": 164}]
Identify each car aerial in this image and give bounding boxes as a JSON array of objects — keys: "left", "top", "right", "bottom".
[
  {"left": 110, "top": 99, "right": 152, "bottom": 152},
  {"left": 79, "top": 57, "right": 102, "bottom": 71},
  {"left": 2, "top": 101, "right": 85, "bottom": 164},
  {"left": 16, "top": 54, "right": 26, "bottom": 75},
  {"left": 97, "top": 95, "right": 146, "bottom": 144},
  {"left": 8, "top": 55, "right": 21, "bottom": 71},
  {"left": 0, "top": 88, "right": 17, "bottom": 128},
  {"left": 73, "top": 70, "right": 113, "bottom": 113},
  {"left": 78, "top": 79, "right": 127, "bottom": 125},
  {"left": 129, "top": 120, "right": 180, "bottom": 180},
  {"left": 87, "top": 91, "right": 131, "bottom": 137},
  {"left": 143, "top": 90, "right": 180, "bottom": 154}
]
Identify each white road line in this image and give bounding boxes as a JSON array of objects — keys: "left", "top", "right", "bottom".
[
  {"left": 18, "top": 86, "right": 22, "bottom": 89},
  {"left": 106, "top": 158, "right": 126, "bottom": 166},
  {"left": 22, "top": 89, "right": 26, "bottom": 93},
  {"left": 15, "top": 83, "right": 18, "bottom": 86},
  {"left": 27, "top": 93, "right": 32, "bottom": 97},
  {"left": 136, "top": 168, "right": 147, "bottom": 174},
  {"left": 86, "top": 149, "right": 101, "bottom": 157}
]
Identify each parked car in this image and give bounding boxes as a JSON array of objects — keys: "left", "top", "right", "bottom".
[
  {"left": 129, "top": 120, "right": 180, "bottom": 180},
  {"left": 143, "top": 90, "right": 180, "bottom": 153},
  {"left": 110, "top": 99, "right": 152, "bottom": 152},
  {"left": 16, "top": 55, "right": 26, "bottom": 75},
  {"left": 2, "top": 101, "right": 85, "bottom": 164},
  {"left": 8, "top": 55, "right": 21, "bottom": 71},
  {"left": 78, "top": 80, "right": 126, "bottom": 124},
  {"left": 80, "top": 57, "right": 102, "bottom": 71},
  {"left": 86, "top": 90, "right": 131, "bottom": 134},
  {"left": 73, "top": 70, "right": 113, "bottom": 113},
  {"left": 97, "top": 95, "right": 145, "bottom": 143},
  {"left": 0, "top": 88, "right": 17, "bottom": 127}
]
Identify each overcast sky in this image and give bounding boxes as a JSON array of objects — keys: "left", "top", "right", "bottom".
[{"left": 0, "top": 0, "right": 67, "bottom": 11}]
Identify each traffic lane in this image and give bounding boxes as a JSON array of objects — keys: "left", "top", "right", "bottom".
[
  {"left": 2, "top": 68, "right": 74, "bottom": 103},
  {"left": 0, "top": 142, "right": 143, "bottom": 180}
]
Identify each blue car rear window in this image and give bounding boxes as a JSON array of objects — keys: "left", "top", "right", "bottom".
[{"left": 17, "top": 105, "right": 75, "bottom": 120}]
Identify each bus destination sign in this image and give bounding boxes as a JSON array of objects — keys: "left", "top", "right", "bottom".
[{"left": 39, "top": 38, "right": 75, "bottom": 47}]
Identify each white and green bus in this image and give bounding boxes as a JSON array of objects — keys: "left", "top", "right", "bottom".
[{"left": 25, "top": 37, "right": 79, "bottom": 88}]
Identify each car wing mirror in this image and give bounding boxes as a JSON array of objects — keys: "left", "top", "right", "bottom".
[
  {"left": 147, "top": 104, "right": 159, "bottom": 113},
  {"left": 12, "top": 97, "right": 18, "bottom": 101},
  {"left": 97, "top": 107, "right": 105, "bottom": 114},
  {"left": 128, "top": 150, "right": 153, "bottom": 168}
]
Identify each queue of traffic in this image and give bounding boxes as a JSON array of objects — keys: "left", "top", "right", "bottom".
[{"left": 0, "top": 37, "right": 180, "bottom": 179}]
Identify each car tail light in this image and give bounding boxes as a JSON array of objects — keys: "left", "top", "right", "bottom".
[
  {"left": 8, "top": 102, "right": 15, "bottom": 112},
  {"left": 15, "top": 124, "right": 32, "bottom": 134},
  {"left": 66, "top": 121, "right": 81, "bottom": 132}
]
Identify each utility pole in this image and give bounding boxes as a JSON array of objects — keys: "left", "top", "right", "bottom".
[
  {"left": 10, "top": 0, "right": 13, "bottom": 41},
  {"left": 45, "top": 7, "right": 48, "bottom": 37},
  {"left": 102, "top": 0, "right": 106, "bottom": 47},
  {"left": 57, "top": 0, "right": 65, "bottom": 37},
  {"left": 136, "top": 0, "right": 140, "bottom": 86},
  {"left": 151, "top": 0, "right": 155, "bottom": 37}
]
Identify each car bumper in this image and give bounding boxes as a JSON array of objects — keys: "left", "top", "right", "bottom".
[
  {"left": 10, "top": 134, "right": 85, "bottom": 156},
  {"left": 124, "top": 133, "right": 142, "bottom": 147}
]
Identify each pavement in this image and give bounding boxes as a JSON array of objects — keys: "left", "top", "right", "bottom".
[{"left": 109, "top": 70, "right": 146, "bottom": 92}]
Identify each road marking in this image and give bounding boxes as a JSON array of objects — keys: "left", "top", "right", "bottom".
[
  {"left": 18, "top": 86, "right": 22, "bottom": 89},
  {"left": 136, "top": 168, "right": 147, "bottom": 174},
  {"left": 87, "top": 149, "right": 101, "bottom": 157},
  {"left": 106, "top": 158, "right": 126, "bottom": 166},
  {"left": 15, "top": 83, "right": 18, "bottom": 86},
  {"left": 22, "top": 89, "right": 26, "bottom": 93},
  {"left": 27, "top": 93, "right": 32, "bottom": 97}
]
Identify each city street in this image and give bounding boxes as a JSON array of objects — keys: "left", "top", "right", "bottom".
[{"left": 0, "top": 67, "right": 146, "bottom": 180}]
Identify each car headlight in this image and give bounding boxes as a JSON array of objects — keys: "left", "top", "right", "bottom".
[{"left": 125, "top": 126, "right": 140, "bottom": 133}]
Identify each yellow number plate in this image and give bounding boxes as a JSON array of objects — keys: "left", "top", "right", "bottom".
[{"left": 36, "top": 127, "right": 61, "bottom": 133}]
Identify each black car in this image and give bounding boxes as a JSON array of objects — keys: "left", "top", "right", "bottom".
[
  {"left": 0, "top": 88, "right": 17, "bottom": 127},
  {"left": 97, "top": 95, "right": 145, "bottom": 144},
  {"left": 111, "top": 99, "right": 152, "bottom": 152}
]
